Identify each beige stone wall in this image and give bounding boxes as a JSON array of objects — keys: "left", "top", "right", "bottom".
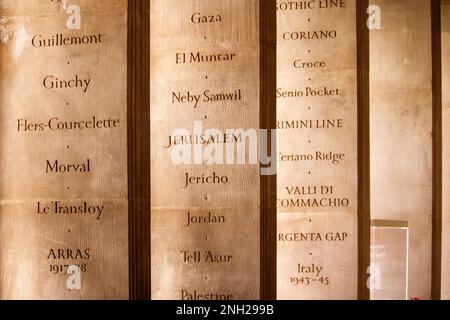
[
  {"left": 369, "top": 0, "right": 433, "bottom": 300},
  {"left": 441, "top": 0, "right": 450, "bottom": 301}
]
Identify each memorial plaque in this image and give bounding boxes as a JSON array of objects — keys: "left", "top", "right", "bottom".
[
  {"left": 276, "top": 0, "right": 358, "bottom": 300},
  {"left": 370, "top": 221, "right": 408, "bottom": 300},
  {"left": 150, "top": 0, "right": 262, "bottom": 300},
  {"left": 369, "top": 0, "right": 433, "bottom": 299},
  {"left": 442, "top": 0, "right": 450, "bottom": 300},
  {"left": 0, "top": 0, "right": 128, "bottom": 299}
]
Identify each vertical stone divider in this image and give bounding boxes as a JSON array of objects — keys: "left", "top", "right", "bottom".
[
  {"left": 128, "top": 0, "right": 151, "bottom": 300},
  {"left": 440, "top": 0, "right": 450, "bottom": 300},
  {"left": 260, "top": 0, "right": 277, "bottom": 301},
  {"left": 369, "top": 0, "right": 433, "bottom": 300},
  {"left": 357, "top": 0, "right": 371, "bottom": 301}
]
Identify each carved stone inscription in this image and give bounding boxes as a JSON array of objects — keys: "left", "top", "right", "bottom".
[
  {"left": 150, "top": 0, "right": 261, "bottom": 300},
  {"left": 0, "top": 0, "right": 128, "bottom": 299},
  {"left": 276, "top": 0, "right": 358, "bottom": 300}
]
